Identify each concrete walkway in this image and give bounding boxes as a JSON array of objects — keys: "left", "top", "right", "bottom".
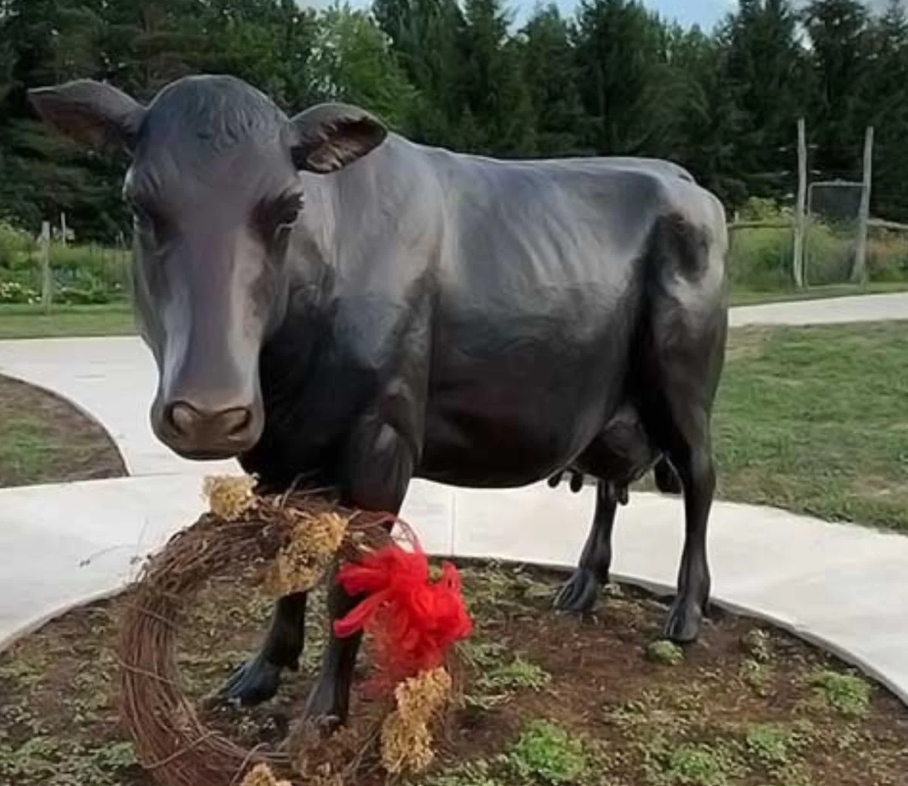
[
  {"left": 729, "top": 291, "right": 908, "bottom": 328},
  {"left": 1, "top": 293, "right": 907, "bottom": 709}
]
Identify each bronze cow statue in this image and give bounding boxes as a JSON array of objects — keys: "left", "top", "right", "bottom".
[{"left": 30, "top": 74, "right": 728, "bottom": 729}]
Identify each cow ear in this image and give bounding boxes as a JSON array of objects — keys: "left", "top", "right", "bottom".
[
  {"left": 288, "top": 102, "right": 387, "bottom": 174},
  {"left": 27, "top": 79, "right": 145, "bottom": 155}
]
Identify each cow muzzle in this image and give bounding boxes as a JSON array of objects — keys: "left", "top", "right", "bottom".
[{"left": 156, "top": 398, "right": 264, "bottom": 460}]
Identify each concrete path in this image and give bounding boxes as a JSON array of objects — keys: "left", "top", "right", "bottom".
[
  {"left": 729, "top": 291, "right": 908, "bottom": 328},
  {"left": 1, "top": 292, "right": 907, "bottom": 710}
]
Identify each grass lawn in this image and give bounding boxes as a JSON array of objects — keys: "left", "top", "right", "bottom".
[
  {"left": 0, "top": 375, "right": 126, "bottom": 487},
  {"left": 729, "top": 280, "right": 908, "bottom": 306},
  {"left": 0, "top": 303, "right": 135, "bottom": 339},
  {"left": 713, "top": 321, "right": 908, "bottom": 533}
]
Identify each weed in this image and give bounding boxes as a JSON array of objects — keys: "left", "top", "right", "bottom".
[
  {"left": 646, "top": 640, "right": 685, "bottom": 666},
  {"left": 744, "top": 721, "right": 812, "bottom": 769},
  {"left": 460, "top": 563, "right": 527, "bottom": 611},
  {"left": 740, "top": 658, "right": 772, "bottom": 696},
  {"left": 808, "top": 670, "right": 871, "bottom": 718},
  {"left": 642, "top": 737, "right": 744, "bottom": 786},
  {"left": 741, "top": 629, "right": 772, "bottom": 663},
  {"left": 477, "top": 656, "right": 551, "bottom": 694},
  {"left": 92, "top": 741, "right": 138, "bottom": 771},
  {"left": 463, "top": 640, "right": 509, "bottom": 670},
  {"left": 506, "top": 720, "right": 589, "bottom": 784},
  {"left": 464, "top": 639, "right": 551, "bottom": 708},
  {"left": 421, "top": 759, "right": 502, "bottom": 786},
  {"left": 0, "top": 736, "right": 137, "bottom": 786},
  {"left": 0, "top": 658, "right": 47, "bottom": 689}
]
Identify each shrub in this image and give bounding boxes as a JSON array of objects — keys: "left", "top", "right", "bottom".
[
  {"left": 0, "top": 222, "right": 37, "bottom": 267},
  {"left": 56, "top": 286, "right": 112, "bottom": 305},
  {"left": 738, "top": 196, "right": 791, "bottom": 223},
  {"left": 49, "top": 244, "right": 130, "bottom": 294},
  {"left": 0, "top": 281, "right": 40, "bottom": 305},
  {"left": 729, "top": 218, "right": 908, "bottom": 290},
  {"left": 867, "top": 229, "right": 908, "bottom": 282},
  {"left": 729, "top": 226, "right": 794, "bottom": 291}
]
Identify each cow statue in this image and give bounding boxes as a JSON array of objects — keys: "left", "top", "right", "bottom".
[{"left": 29, "top": 75, "right": 729, "bottom": 730}]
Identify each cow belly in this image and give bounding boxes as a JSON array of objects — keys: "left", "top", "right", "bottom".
[
  {"left": 419, "top": 296, "right": 637, "bottom": 487},
  {"left": 419, "top": 365, "right": 625, "bottom": 487}
]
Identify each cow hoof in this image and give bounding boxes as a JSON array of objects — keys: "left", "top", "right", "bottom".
[
  {"left": 663, "top": 598, "right": 704, "bottom": 644},
  {"left": 220, "top": 655, "right": 283, "bottom": 706},
  {"left": 553, "top": 568, "right": 600, "bottom": 614},
  {"left": 303, "top": 678, "right": 347, "bottom": 733}
]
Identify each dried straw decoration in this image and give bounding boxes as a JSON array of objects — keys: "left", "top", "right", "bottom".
[
  {"left": 380, "top": 667, "right": 453, "bottom": 775},
  {"left": 116, "top": 475, "right": 458, "bottom": 786}
]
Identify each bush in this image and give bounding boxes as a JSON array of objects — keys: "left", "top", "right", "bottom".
[
  {"left": 0, "top": 281, "right": 40, "bottom": 305},
  {"left": 50, "top": 244, "right": 130, "bottom": 295},
  {"left": 867, "top": 229, "right": 908, "bottom": 282},
  {"left": 803, "top": 221, "right": 854, "bottom": 285},
  {"left": 0, "top": 220, "right": 129, "bottom": 305},
  {"left": 729, "top": 225, "right": 794, "bottom": 291},
  {"left": 0, "top": 222, "right": 37, "bottom": 267},
  {"left": 730, "top": 217, "right": 908, "bottom": 290},
  {"left": 738, "top": 196, "right": 792, "bottom": 223},
  {"left": 56, "top": 286, "right": 112, "bottom": 305}
]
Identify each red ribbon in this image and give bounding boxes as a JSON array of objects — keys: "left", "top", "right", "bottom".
[{"left": 334, "top": 538, "right": 473, "bottom": 692}]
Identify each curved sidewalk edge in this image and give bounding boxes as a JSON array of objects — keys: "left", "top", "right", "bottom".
[
  {"left": 0, "top": 336, "right": 238, "bottom": 478},
  {"left": 1, "top": 477, "right": 906, "bottom": 708}
]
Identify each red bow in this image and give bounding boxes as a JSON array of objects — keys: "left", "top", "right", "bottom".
[{"left": 334, "top": 539, "right": 473, "bottom": 692}]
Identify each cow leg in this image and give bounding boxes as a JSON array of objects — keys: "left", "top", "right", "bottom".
[
  {"left": 660, "top": 422, "right": 715, "bottom": 643},
  {"left": 641, "top": 210, "right": 727, "bottom": 645},
  {"left": 643, "top": 365, "right": 722, "bottom": 644},
  {"left": 220, "top": 591, "right": 308, "bottom": 705},
  {"left": 553, "top": 401, "right": 660, "bottom": 615},
  {"left": 303, "top": 416, "right": 415, "bottom": 730},
  {"left": 553, "top": 479, "right": 620, "bottom": 613}
]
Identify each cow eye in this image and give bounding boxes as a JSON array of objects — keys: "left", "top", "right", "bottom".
[
  {"left": 277, "top": 198, "right": 302, "bottom": 228},
  {"left": 260, "top": 192, "right": 303, "bottom": 237},
  {"left": 126, "top": 196, "right": 165, "bottom": 239}
]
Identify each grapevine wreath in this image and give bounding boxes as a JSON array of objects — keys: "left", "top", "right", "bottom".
[{"left": 116, "top": 475, "right": 474, "bottom": 786}]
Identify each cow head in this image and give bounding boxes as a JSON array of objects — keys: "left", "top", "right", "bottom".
[{"left": 28, "top": 76, "right": 387, "bottom": 460}]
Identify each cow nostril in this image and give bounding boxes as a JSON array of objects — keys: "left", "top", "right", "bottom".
[
  {"left": 167, "top": 402, "right": 200, "bottom": 436},
  {"left": 220, "top": 407, "right": 253, "bottom": 438}
]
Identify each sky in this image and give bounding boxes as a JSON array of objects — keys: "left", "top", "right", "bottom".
[
  {"left": 670, "top": 0, "right": 750, "bottom": 29},
  {"left": 302, "top": 0, "right": 740, "bottom": 32},
  {"left": 303, "top": 0, "right": 890, "bottom": 36}
]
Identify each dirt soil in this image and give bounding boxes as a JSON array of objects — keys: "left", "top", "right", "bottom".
[
  {"left": 1, "top": 562, "right": 907, "bottom": 786},
  {"left": 0, "top": 374, "right": 126, "bottom": 487}
]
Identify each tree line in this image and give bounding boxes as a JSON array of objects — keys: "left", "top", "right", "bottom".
[{"left": 1, "top": 0, "right": 908, "bottom": 242}]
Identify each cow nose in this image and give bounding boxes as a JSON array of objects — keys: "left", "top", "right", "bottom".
[{"left": 166, "top": 401, "right": 254, "bottom": 442}]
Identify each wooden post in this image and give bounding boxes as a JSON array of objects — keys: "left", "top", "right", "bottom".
[
  {"left": 40, "top": 221, "right": 53, "bottom": 313},
  {"left": 792, "top": 117, "right": 807, "bottom": 289},
  {"left": 853, "top": 125, "right": 874, "bottom": 284},
  {"left": 60, "top": 212, "right": 68, "bottom": 247}
]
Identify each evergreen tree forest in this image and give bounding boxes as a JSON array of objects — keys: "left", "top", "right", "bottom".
[{"left": 2, "top": 0, "right": 908, "bottom": 242}]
